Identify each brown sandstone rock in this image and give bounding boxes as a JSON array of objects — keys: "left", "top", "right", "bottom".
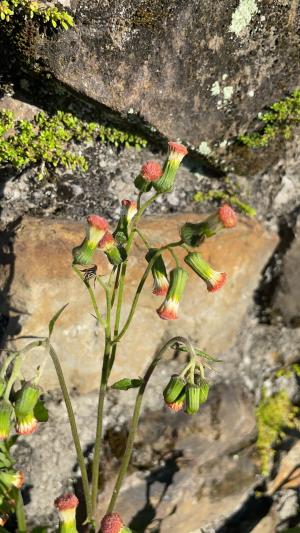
[{"left": 1, "top": 214, "right": 278, "bottom": 392}]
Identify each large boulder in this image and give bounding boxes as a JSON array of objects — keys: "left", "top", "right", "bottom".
[
  {"left": 26, "top": 0, "right": 300, "bottom": 168},
  {"left": 1, "top": 214, "right": 277, "bottom": 392}
]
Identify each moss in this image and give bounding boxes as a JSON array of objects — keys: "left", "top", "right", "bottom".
[
  {"left": 0, "top": 0, "right": 74, "bottom": 30},
  {"left": 193, "top": 176, "right": 256, "bottom": 217},
  {"left": 0, "top": 109, "right": 147, "bottom": 181},
  {"left": 256, "top": 388, "right": 299, "bottom": 476},
  {"left": 275, "top": 363, "right": 300, "bottom": 379},
  {"left": 239, "top": 89, "right": 300, "bottom": 148}
]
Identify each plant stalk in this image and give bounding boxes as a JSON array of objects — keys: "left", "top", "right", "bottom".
[{"left": 15, "top": 489, "right": 27, "bottom": 533}]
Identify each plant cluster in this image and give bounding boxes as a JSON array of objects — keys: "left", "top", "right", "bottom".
[
  {"left": 239, "top": 89, "right": 300, "bottom": 148},
  {"left": 256, "top": 386, "right": 299, "bottom": 476},
  {"left": 0, "top": 109, "right": 148, "bottom": 181},
  {"left": 194, "top": 175, "right": 256, "bottom": 217},
  {"left": 0, "top": 0, "right": 74, "bottom": 30},
  {"left": 1, "top": 141, "right": 240, "bottom": 532}
]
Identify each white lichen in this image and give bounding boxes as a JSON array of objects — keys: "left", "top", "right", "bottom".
[
  {"left": 223, "top": 86, "right": 234, "bottom": 101},
  {"left": 211, "top": 81, "right": 221, "bottom": 96},
  {"left": 229, "top": 0, "right": 259, "bottom": 36},
  {"left": 198, "top": 142, "right": 212, "bottom": 156}
]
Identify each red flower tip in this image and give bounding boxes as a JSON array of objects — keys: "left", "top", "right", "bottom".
[
  {"left": 157, "top": 300, "right": 179, "bottom": 320},
  {"left": 99, "top": 232, "right": 115, "bottom": 249},
  {"left": 168, "top": 141, "right": 188, "bottom": 156},
  {"left": 166, "top": 400, "right": 184, "bottom": 412},
  {"left": 54, "top": 494, "right": 79, "bottom": 512},
  {"left": 207, "top": 272, "right": 227, "bottom": 292},
  {"left": 141, "top": 161, "right": 163, "bottom": 182},
  {"left": 16, "top": 416, "right": 38, "bottom": 435},
  {"left": 0, "top": 514, "right": 8, "bottom": 527},
  {"left": 87, "top": 215, "right": 109, "bottom": 232},
  {"left": 15, "top": 471, "right": 25, "bottom": 489},
  {"left": 218, "top": 204, "right": 237, "bottom": 228},
  {"left": 121, "top": 199, "right": 137, "bottom": 210},
  {"left": 153, "top": 286, "right": 169, "bottom": 296},
  {"left": 100, "top": 512, "right": 124, "bottom": 533}
]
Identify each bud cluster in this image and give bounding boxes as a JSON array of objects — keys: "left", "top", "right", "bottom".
[{"left": 163, "top": 370, "right": 210, "bottom": 415}]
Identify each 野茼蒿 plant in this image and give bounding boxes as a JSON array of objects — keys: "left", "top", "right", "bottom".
[{"left": 0, "top": 139, "right": 242, "bottom": 531}]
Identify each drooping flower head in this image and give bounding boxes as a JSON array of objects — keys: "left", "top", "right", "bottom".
[
  {"left": 184, "top": 252, "right": 226, "bottom": 292},
  {"left": 0, "top": 399, "right": 13, "bottom": 440},
  {"left": 185, "top": 383, "right": 201, "bottom": 415},
  {"left": 145, "top": 249, "right": 169, "bottom": 296},
  {"left": 157, "top": 267, "right": 189, "bottom": 320},
  {"left": 98, "top": 232, "right": 126, "bottom": 266},
  {"left": 72, "top": 215, "right": 109, "bottom": 265},
  {"left": 54, "top": 494, "right": 79, "bottom": 532},
  {"left": 154, "top": 141, "right": 188, "bottom": 193},
  {"left": 180, "top": 204, "right": 237, "bottom": 247},
  {"left": 0, "top": 470, "right": 25, "bottom": 489},
  {"left": 15, "top": 383, "right": 41, "bottom": 436}
]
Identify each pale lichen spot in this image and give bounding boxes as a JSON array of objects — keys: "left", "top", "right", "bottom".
[
  {"left": 223, "top": 86, "right": 234, "bottom": 101},
  {"left": 219, "top": 140, "right": 228, "bottom": 149},
  {"left": 211, "top": 81, "right": 221, "bottom": 96},
  {"left": 248, "top": 89, "right": 255, "bottom": 97},
  {"left": 198, "top": 141, "right": 212, "bottom": 156},
  {"left": 222, "top": 74, "right": 228, "bottom": 81},
  {"left": 229, "top": 0, "right": 259, "bottom": 36}
]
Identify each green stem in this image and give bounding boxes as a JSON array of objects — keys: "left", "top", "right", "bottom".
[
  {"left": 47, "top": 343, "right": 93, "bottom": 525},
  {"left": 15, "top": 489, "right": 27, "bottom": 533},
  {"left": 4, "top": 356, "right": 22, "bottom": 401},
  {"left": 106, "top": 336, "right": 194, "bottom": 513},
  {"left": 0, "top": 352, "right": 18, "bottom": 379},
  {"left": 134, "top": 227, "right": 151, "bottom": 249},
  {"left": 113, "top": 241, "right": 182, "bottom": 343},
  {"left": 168, "top": 246, "right": 179, "bottom": 267},
  {"left": 91, "top": 335, "right": 111, "bottom": 517},
  {"left": 72, "top": 265, "right": 106, "bottom": 328}
]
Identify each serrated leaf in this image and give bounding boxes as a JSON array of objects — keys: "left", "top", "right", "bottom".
[
  {"left": 111, "top": 378, "right": 143, "bottom": 391},
  {"left": 48, "top": 303, "right": 68, "bottom": 337},
  {"left": 34, "top": 400, "right": 49, "bottom": 422}
]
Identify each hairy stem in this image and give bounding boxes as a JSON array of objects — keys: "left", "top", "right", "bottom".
[
  {"left": 48, "top": 343, "right": 93, "bottom": 524},
  {"left": 107, "top": 336, "right": 194, "bottom": 513},
  {"left": 15, "top": 489, "right": 27, "bottom": 533}
]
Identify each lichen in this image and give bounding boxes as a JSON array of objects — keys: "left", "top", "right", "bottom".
[
  {"left": 198, "top": 141, "right": 212, "bottom": 156},
  {"left": 239, "top": 89, "right": 300, "bottom": 148},
  {"left": 229, "top": 0, "right": 259, "bottom": 36},
  {"left": 211, "top": 81, "right": 221, "bottom": 97},
  {"left": 223, "top": 86, "right": 234, "bottom": 101},
  {"left": 256, "top": 388, "right": 299, "bottom": 476}
]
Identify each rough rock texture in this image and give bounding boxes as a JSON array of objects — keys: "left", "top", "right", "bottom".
[
  {"left": 24, "top": 0, "right": 300, "bottom": 170},
  {"left": 1, "top": 214, "right": 277, "bottom": 392}
]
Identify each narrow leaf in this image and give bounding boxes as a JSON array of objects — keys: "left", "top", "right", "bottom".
[
  {"left": 48, "top": 303, "right": 69, "bottom": 337},
  {"left": 171, "top": 343, "right": 223, "bottom": 363},
  {"left": 111, "top": 378, "right": 143, "bottom": 391},
  {"left": 34, "top": 399, "right": 49, "bottom": 422}
]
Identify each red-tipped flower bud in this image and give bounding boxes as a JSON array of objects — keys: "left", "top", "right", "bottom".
[
  {"left": 163, "top": 374, "right": 185, "bottom": 403},
  {"left": 0, "top": 470, "right": 25, "bottom": 489},
  {"left": 184, "top": 252, "right": 227, "bottom": 292},
  {"left": 72, "top": 215, "right": 109, "bottom": 265},
  {"left": 135, "top": 161, "right": 163, "bottom": 191},
  {"left": 180, "top": 204, "right": 237, "bottom": 247},
  {"left": 100, "top": 512, "right": 124, "bottom": 533},
  {"left": 218, "top": 204, "right": 237, "bottom": 228},
  {"left": 154, "top": 141, "right": 188, "bottom": 193},
  {"left": 0, "top": 514, "right": 9, "bottom": 527},
  {"left": 165, "top": 386, "right": 186, "bottom": 412},
  {"left": 157, "top": 267, "right": 188, "bottom": 320},
  {"left": 121, "top": 200, "right": 137, "bottom": 223},
  {"left": 114, "top": 200, "right": 137, "bottom": 245},
  {"left": 145, "top": 249, "right": 169, "bottom": 296},
  {"left": 98, "top": 232, "right": 126, "bottom": 266},
  {"left": 55, "top": 494, "right": 79, "bottom": 532},
  {"left": 15, "top": 383, "right": 41, "bottom": 436},
  {"left": 0, "top": 399, "right": 13, "bottom": 440}
]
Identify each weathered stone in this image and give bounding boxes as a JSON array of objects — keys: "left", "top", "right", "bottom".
[
  {"left": 268, "top": 441, "right": 300, "bottom": 495},
  {"left": 273, "top": 217, "right": 300, "bottom": 327},
  {"left": 15, "top": 0, "right": 300, "bottom": 170},
  {"left": 1, "top": 214, "right": 277, "bottom": 392}
]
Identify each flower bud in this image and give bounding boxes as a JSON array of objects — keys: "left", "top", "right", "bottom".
[
  {"left": 54, "top": 494, "right": 79, "bottom": 533},
  {"left": 163, "top": 374, "right": 185, "bottom": 403},
  {"left": 185, "top": 383, "right": 201, "bottom": 415},
  {"left": 194, "top": 376, "right": 210, "bottom": 404},
  {"left": 0, "top": 470, "right": 25, "bottom": 489},
  {"left": 145, "top": 249, "right": 169, "bottom": 296},
  {"left": 165, "top": 387, "right": 186, "bottom": 412},
  {"left": 100, "top": 512, "right": 124, "bottom": 533},
  {"left": 181, "top": 204, "right": 237, "bottom": 247},
  {"left": 154, "top": 141, "right": 188, "bottom": 193},
  {"left": 98, "top": 232, "right": 127, "bottom": 266},
  {"left": 0, "top": 399, "right": 13, "bottom": 440},
  {"left": 15, "top": 383, "right": 40, "bottom": 436},
  {"left": 184, "top": 252, "right": 226, "bottom": 292},
  {"left": 113, "top": 200, "right": 137, "bottom": 245},
  {"left": 72, "top": 215, "right": 109, "bottom": 265},
  {"left": 135, "top": 161, "right": 163, "bottom": 191},
  {"left": 157, "top": 267, "right": 188, "bottom": 320}
]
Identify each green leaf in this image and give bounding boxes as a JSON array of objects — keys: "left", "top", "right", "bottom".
[
  {"left": 48, "top": 303, "right": 68, "bottom": 337},
  {"left": 34, "top": 399, "right": 49, "bottom": 422},
  {"left": 31, "top": 528, "right": 48, "bottom": 533},
  {"left": 111, "top": 378, "right": 143, "bottom": 391},
  {"left": 171, "top": 343, "right": 223, "bottom": 363}
]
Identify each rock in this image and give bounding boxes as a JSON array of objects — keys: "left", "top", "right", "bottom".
[
  {"left": 273, "top": 217, "right": 300, "bottom": 327},
  {"left": 0, "top": 214, "right": 277, "bottom": 392},
  {"left": 251, "top": 512, "right": 277, "bottom": 533},
  {"left": 268, "top": 441, "right": 300, "bottom": 495},
  {"left": 10, "top": 1, "right": 300, "bottom": 171}
]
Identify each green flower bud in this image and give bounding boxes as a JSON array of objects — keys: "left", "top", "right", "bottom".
[
  {"left": 15, "top": 383, "right": 40, "bottom": 436},
  {"left": 0, "top": 399, "right": 13, "bottom": 440},
  {"left": 194, "top": 376, "right": 210, "bottom": 404},
  {"left": 185, "top": 384, "right": 201, "bottom": 415},
  {"left": 0, "top": 378, "right": 6, "bottom": 399},
  {"left": 163, "top": 374, "right": 185, "bottom": 404},
  {"left": 180, "top": 205, "right": 237, "bottom": 247},
  {"left": 98, "top": 232, "right": 127, "bottom": 266},
  {"left": 72, "top": 215, "right": 109, "bottom": 265},
  {"left": 145, "top": 249, "right": 169, "bottom": 296},
  {"left": 154, "top": 142, "right": 188, "bottom": 193},
  {"left": 184, "top": 252, "right": 227, "bottom": 292},
  {"left": 157, "top": 267, "right": 189, "bottom": 320}
]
